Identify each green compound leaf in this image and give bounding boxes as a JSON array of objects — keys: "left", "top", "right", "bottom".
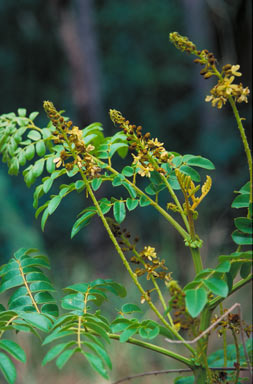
[
  {"left": 71, "top": 210, "right": 96, "bottom": 239},
  {"left": 56, "top": 348, "right": 77, "bottom": 369},
  {"left": 182, "top": 155, "right": 215, "bottom": 170},
  {"left": 240, "top": 263, "right": 252, "bottom": 279},
  {"left": 29, "top": 111, "right": 39, "bottom": 120},
  {"left": 82, "top": 351, "right": 109, "bottom": 379},
  {"left": 179, "top": 165, "right": 200, "bottom": 182},
  {"left": 99, "top": 198, "right": 111, "bottom": 214},
  {"left": 232, "top": 230, "right": 253, "bottom": 245},
  {"left": 9, "top": 296, "right": 32, "bottom": 310},
  {"left": 20, "top": 312, "right": 52, "bottom": 332},
  {"left": 29, "top": 281, "right": 55, "bottom": 292},
  {"left": 0, "top": 276, "right": 23, "bottom": 294},
  {"left": 25, "top": 144, "right": 35, "bottom": 160},
  {"left": 172, "top": 155, "right": 183, "bottom": 167},
  {"left": 33, "top": 159, "right": 45, "bottom": 178},
  {"left": 64, "top": 283, "right": 89, "bottom": 294},
  {"left": 0, "top": 340, "right": 26, "bottom": 363},
  {"left": 234, "top": 217, "right": 253, "bottom": 234},
  {"left": 203, "top": 278, "right": 228, "bottom": 297},
  {"left": 111, "top": 318, "right": 132, "bottom": 333},
  {"left": 18, "top": 150, "right": 26, "bottom": 166},
  {"left": 126, "top": 198, "right": 138, "bottom": 211},
  {"left": 109, "top": 143, "right": 128, "bottom": 158},
  {"left": 150, "top": 171, "right": 163, "bottom": 185},
  {"left": 75, "top": 180, "right": 85, "bottom": 191},
  {"left": 61, "top": 292, "right": 85, "bottom": 312},
  {"left": 91, "top": 177, "right": 102, "bottom": 191},
  {"left": 238, "top": 181, "right": 250, "bottom": 194},
  {"left": 215, "top": 261, "right": 231, "bottom": 273},
  {"left": 185, "top": 287, "right": 207, "bottom": 318},
  {"left": 231, "top": 194, "right": 249, "bottom": 209},
  {"left": 112, "top": 174, "right": 125, "bottom": 186},
  {"left": 8, "top": 158, "right": 19, "bottom": 176},
  {"left": 18, "top": 108, "right": 27, "bottom": 117},
  {"left": 46, "top": 157, "right": 55, "bottom": 173},
  {"left": 119, "top": 324, "right": 140, "bottom": 343},
  {"left": 41, "top": 304, "right": 59, "bottom": 317},
  {"left": 139, "top": 196, "right": 151, "bottom": 206},
  {"left": 36, "top": 141, "right": 46, "bottom": 157},
  {"left": 122, "top": 181, "right": 137, "bottom": 198},
  {"left": 83, "top": 341, "right": 112, "bottom": 370},
  {"left": 122, "top": 166, "right": 134, "bottom": 177},
  {"left": 27, "top": 130, "right": 41, "bottom": 141},
  {"left": 48, "top": 196, "right": 62, "bottom": 215},
  {"left": 139, "top": 321, "right": 160, "bottom": 340},
  {"left": 113, "top": 200, "right": 126, "bottom": 224},
  {"left": 121, "top": 303, "right": 142, "bottom": 314},
  {"left": 0, "top": 352, "right": 16, "bottom": 384},
  {"left": 42, "top": 342, "right": 74, "bottom": 366},
  {"left": 43, "top": 178, "right": 53, "bottom": 194}
]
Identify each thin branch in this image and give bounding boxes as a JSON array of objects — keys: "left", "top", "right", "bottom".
[
  {"left": 108, "top": 333, "right": 193, "bottom": 367},
  {"left": 112, "top": 366, "right": 252, "bottom": 384},
  {"left": 165, "top": 303, "right": 252, "bottom": 381}
]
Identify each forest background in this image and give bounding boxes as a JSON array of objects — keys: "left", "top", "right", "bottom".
[{"left": 0, "top": 1, "right": 252, "bottom": 383}]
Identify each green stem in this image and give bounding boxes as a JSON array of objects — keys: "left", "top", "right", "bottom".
[
  {"left": 190, "top": 247, "right": 203, "bottom": 274},
  {"left": 231, "top": 327, "right": 240, "bottom": 384},
  {"left": 108, "top": 333, "right": 194, "bottom": 367},
  {"left": 228, "top": 96, "right": 253, "bottom": 215},
  {"left": 161, "top": 174, "right": 190, "bottom": 232},
  {"left": 197, "top": 307, "right": 213, "bottom": 380},
  {"left": 150, "top": 277, "right": 167, "bottom": 310},
  {"left": 220, "top": 303, "right": 228, "bottom": 367}
]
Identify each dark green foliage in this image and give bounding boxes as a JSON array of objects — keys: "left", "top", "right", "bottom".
[
  {"left": 0, "top": 248, "right": 57, "bottom": 383},
  {"left": 42, "top": 279, "right": 126, "bottom": 380},
  {"left": 0, "top": 248, "right": 130, "bottom": 382}
]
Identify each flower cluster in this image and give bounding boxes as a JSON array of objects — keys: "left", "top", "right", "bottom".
[
  {"left": 43, "top": 101, "right": 101, "bottom": 178},
  {"left": 213, "top": 311, "right": 252, "bottom": 338},
  {"left": 166, "top": 280, "right": 196, "bottom": 331},
  {"left": 170, "top": 33, "right": 250, "bottom": 109},
  {"left": 109, "top": 219, "right": 171, "bottom": 283},
  {"left": 131, "top": 246, "right": 171, "bottom": 282},
  {"left": 109, "top": 220, "right": 139, "bottom": 252},
  {"left": 109, "top": 109, "right": 171, "bottom": 178},
  {"left": 169, "top": 32, "right": 196, "bottom": 54},
  {"left": 205, "top": 64, "right": 250, "bottom": 109}
]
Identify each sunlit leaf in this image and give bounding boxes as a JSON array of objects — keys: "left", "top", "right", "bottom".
[
  {"left": 185, "top": 287, "right": 207, "bottom": 318},
  {"left": 113, "top": 200, "right": 126, "bottom": 224}
]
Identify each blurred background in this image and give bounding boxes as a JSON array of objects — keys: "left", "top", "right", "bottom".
[{"left": 0, "top": 0, "right": 252, "bottom": 383}]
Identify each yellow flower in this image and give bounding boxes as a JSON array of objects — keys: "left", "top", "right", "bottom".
[
  {"left": 53, "top": 157, "right": 62, "bottom": 168},
  {"left": 237, "top": 86, "right": 250, "bottom": 103},
  {"left": 147, "top": 138, "right": 164, "bottom": 148},
  {"left": 141, "top": 246, "right": 157, "bottom": 260},
  {"left": 216, "top": 76, "right": 235, "bottom": 96},
  {"left": 86, "top": 144, "right": 95, "bottom": 152},
  {"left": 230, "top": 65, "right": 242, "bottom": 77},
  {"left": 132, "top": 154, "right": 142, "bottom": 165},
  {"left": 138, "top": 163, "right": 154, "bottom": 178}
]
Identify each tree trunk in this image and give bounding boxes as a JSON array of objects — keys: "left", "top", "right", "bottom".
[{"left": 52, "top": 0, "right": 103, "bottom": 126}]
